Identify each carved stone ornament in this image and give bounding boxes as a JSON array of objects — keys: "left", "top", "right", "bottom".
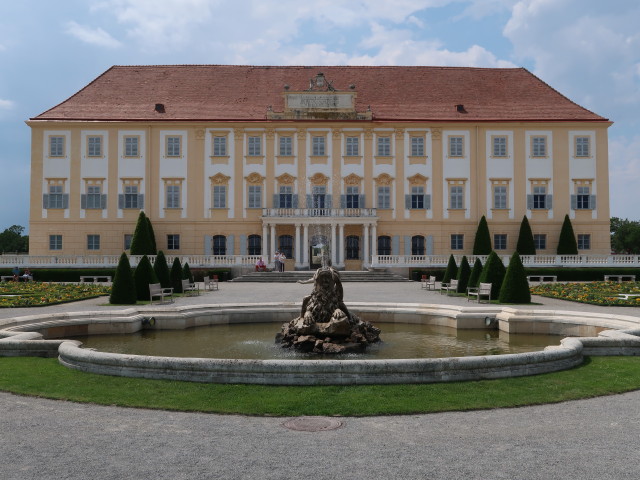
[
  {"left": 233, "top": 128, "right": 244, "bottom": 139},
  {"left": 297, "top": 128, "right": 307, "bottom": 139},
  {"left": 375, "top": 173, "right": 394, "bottom": 186},
  {"left": 332, "top": 128, "right": 342, "bottom": 139},
  {"left": 344, "top": 173, "right": 362, "bottom": 186},
  {"left": 308, "top": 172, "right": 329, "bottom": 186},
  {"left": 363, "top": 128, "right": 374, "bottom": 140},
  {"left": 408, "top": 173, "right": 428, "bottom": 186},
  {"left": 265, "top": 128, "right": 275, "bottom": 139},
  {"left": 394, "top": 128, "right": 405, "bottom": 138},
  {"left": 245, "top": 172, "right": 264, "bottom": 184},
  {"left": 276, "top": 173, "right": 296, "bottom": 185},
  {"left": 195, "top": 128, "right": 205, "bottom": 140},
  {"left": 210, "top": 173, "right": 231, "bottom": 185},
  {"left": 431, "top": 128, "right": 442, "bottom": 141}
]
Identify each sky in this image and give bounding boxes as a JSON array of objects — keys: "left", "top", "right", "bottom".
[{"left": 1, "top": 0, "right": 639, "bottom": 233}]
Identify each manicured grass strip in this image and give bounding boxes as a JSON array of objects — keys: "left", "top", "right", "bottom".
[{"left": 1, "top": 356, "right": 640, "bottom": 416}]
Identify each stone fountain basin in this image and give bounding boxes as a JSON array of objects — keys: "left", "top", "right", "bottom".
[{"left": 1, "top": 302, "right": 640, "bottom": 385}]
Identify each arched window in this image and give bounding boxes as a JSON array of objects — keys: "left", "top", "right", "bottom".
[
  {"left": 248, "top": 235, "right": 261, "bottom": 255},
  {"left": 346, "top": 235, "right": 360, "bottom": 260},
  {"left": 411, "top": 235, "right": 425, "bottom": 255},
  {"left": 378, "top": 236, "right": 391, "bottom": 256},
  {"left": 212, "top": 235, "right": 226, "bottom": 255},
  {"left": 278, "top": 235, "right": 293, "bottom": 259}
]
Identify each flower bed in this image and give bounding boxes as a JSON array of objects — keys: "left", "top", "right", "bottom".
[
  {"left": 531, "top": 281, "right": 640, "bottom": 306},
  {"left": 0, "top": 282, "right": 110, "bottom": 308}
]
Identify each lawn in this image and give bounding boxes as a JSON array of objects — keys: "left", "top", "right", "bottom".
[
  {"left": 0, "top": 282, "right": 110, "bottom": 308},
  {"left": 530, "top": 281, "right": 640, "bottom": 306}
]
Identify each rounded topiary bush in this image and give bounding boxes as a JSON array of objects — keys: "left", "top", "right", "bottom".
[
  {"left": 468, "top": 258, "right": 483, "bottom": 289},
  {"left": 134, "top": 255, "right": 158, "bottom": 301},
  {"left": 110, "top": 252, "right": 137, "bottom": 305},
  {"left": 153, "top": 251, "right": 171, "bottom": 288},
  {"left": 456, "top": 256, "right": 471, "bottom": 293},
  {"left": 442, "top": 254, "right": 458, "bottom": 284},
  {"left": 171, "top": 257, "right": 183, "bottom": 293},
  {"left": 499, "top": 252, "right": 531, "bottom": 304},
  {"left": 478, "top": 251, "right": 506, "bottom": 301}
]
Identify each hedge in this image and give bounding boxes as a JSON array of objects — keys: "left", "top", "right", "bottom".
[{"left": 0, "top": 268, "right": 116, "bottom": 282}]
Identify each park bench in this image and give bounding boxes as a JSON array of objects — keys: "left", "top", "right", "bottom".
[
  {"left": 181, "top": 278, "right": 200, "bottom": 296},
  {"left": 203, "top": 275, "right": 219, "bottom": 291},
  {"left": 440, "top": 279, "right": 458, "bottom": 296},
  {"left": 424, "top": 275, "right": 436, "bottom": 291},
  {"left": 616, "top": 294, "right": 640, "bottom": 300},
  {"left": 149, "top": 283, "right": 173, "bottom": 304},
  {"left": 467, "top": 282, "right": 492, "bottom": 303},
  {"left": 80, "top": 275, "right": 112, "bottom": 283},
  {"left": 604, "top": 275, "right": 636, "bottom": 283},
  {"left": 1, "top": 275, "right": 33, "bottom": 282},
  {"left": 527, "top": 275, "right": 557, "bottom": 284}
]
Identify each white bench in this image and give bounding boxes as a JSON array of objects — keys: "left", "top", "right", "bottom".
[
  {"left": 204, "top": 275, "right": 219, "bottom": 291},
  {"left": 149, "top": 283, "right": 173, "bottom": 304},
  {"left": 80, "top": 275, "right": 112, "bottom": 283},
  {"left": 420, "top": 275, "right": 436, "bottom": 290},
  {"left": 467, "top": 282, "right": 492, "bottom": 303},
  {"left": 616, "top": 294, "right": 640, "bottom": 300},
  {"left": 440, "top": 279, "right": 458, "bottom": 295},
  {"left": 604, "top": 275, "right": 636, "bottom": 283},
  {"left": 527, "top": 275, "right": 557, "bottom": 283},
  {"left": 181, "top": 278, "right": 200, "bottom": 296}
]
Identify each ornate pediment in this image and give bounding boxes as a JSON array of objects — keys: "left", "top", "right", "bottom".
[
  {"left": 344, "top": 173, "right": 362, "bottom": 186},
  {"left": 210, "top": 173, "right": 230, "bottom": 185},
  {"left": 245, "top": 172, "right": 264, "bottom": 184},
  {"left": 407, "top": 173, "right": 429, "bottom": 186},
  {"left": 308, "top": 172, "right": 329, "bottom": 186},
  {"left": 375, "top": 173, "right": 394, "bottom": 186},
  {"left": 276, "top": 173, "right": 296, "bottom": 185}
]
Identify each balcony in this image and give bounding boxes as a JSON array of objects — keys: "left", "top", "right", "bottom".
[{"left": 262, "top": 208, "right": 377, "bottom": 218}]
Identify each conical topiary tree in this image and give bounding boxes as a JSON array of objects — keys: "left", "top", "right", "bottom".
[
  {"left": 468, "top": 257, "right": 483, "bottom": 289},
  {"left": 182, "top": 262, "right": 193, "bottom": 283},
  {"left": 472, "top": 215, "right": 492, "bottom": 255},
  {"left": 130, "top": 211, "right": 154, "bottom": 255},
  {"left": 456, "top": 255, "right": 471, "bottom": 293},
  {"left": 134, "top": 255, "right": 158, "bottom": 301},
  {"left": 442, "top": 254, "right": 458, "bottom": 284},
  {"left": 146, "top": 215, "right": 157, "bottom": 255},
  {"left": 478, "top": 251, "right": 506, "bottom": 301},
  {"left": 516, "top": 215, "right": 536, "bottom": 255},
  {"left": 170, "top": 257, "right": 183, "bottom": 293},
  {"left": 110, "top": 252, "right": 137, "bottom": 304},
  {"left": 557, "top": 214, "right": 578, "bottom": 254},
  {"left": 153, "top": 250, "right": 171, "bottom": 288},
  {"left": 499, "top": 252, "right": 531, "bottom": 304}
]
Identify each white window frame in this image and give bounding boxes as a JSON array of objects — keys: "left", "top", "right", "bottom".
[
  {"left": 279, "top": 136, "right": 292, "bottom": 156},
  {"left": 345, "top": 136, "right": 359, "bottom": 156},
  {"left": 166, "top": 136, "right": 181, "bottom": 157},
  {"left": 492, "top": 136, "right": 507, "bottom": 157},
  {"left": 534, "top": 234, "right": 547, "bottom": 250},
  {"left": 576, "top": 136, "right": 590, "bottom": 157},
  {"left": 87, "top": 136, "right": 102, "bottom": 157},
  {"left": 248, "top": 185, "right": 262, "bottom": 209},
  {"left": 166, "top": 185, "right": 180, "bottom": 209},
  {"left": 312, "top": 136, "right": 325, "bottom": 156},
  {"left": 377, "top": 136, "right": 391, "bottom": 156},
  {"left": 377, "top": 186, "right": 391, "bottom": 209},
  {"left": 124, "top": 185, "right": 139, "bottom": 209},
  {"left": 532, "top": 136, "right": 547, "bottom": 157},
  {"left": 49, "top": 136, "right": 65, "bottom": 157},
  {"left": 86, "top": 185, "right": 102, "bottom": 209},
  {"left": 213, "top": 136, "right": 227, "bottom": 156},
  {"left": 49, "top": 234, "right": 62, "bottom": 250},
  {"left": 346, "top": 186, "right": 359, "bottom": 209},
  {"left": 451, "top": 234, "right": 464, "bottom": 250},
  {"left": 124, "top": 136, "right": 139, "bottom": 157},
  {"left": 494, "top": 234, "right": 507, "bottom": 250},
  {"left": 248, "top": 136, "right": 261, "bottom": 156},
  {"left": 167, "top": 234, "right": 180, "bottom": 250},
  {"left": 87, "top": 234, "right": 100, "bottom": 251},
  {"left": 213, "top": 185, "right": 227, "bottom": 209},
  {"left": 493, "top": 185, "right": 507, "bottom": 209},
  {"left": 450, "top": 185, "right": 464, "bottom": 209},
  {"left": 577, "top": 234, "right": 591, "bottom": 250},
  {"left": 410, "top": 137, "right": 425, "bottom": 156},
  {"left": 411, "top": 186, "right": 425, "bottom": 209},
  {"left": 449, "top": 136, "right": 463, "bottom": 157}
]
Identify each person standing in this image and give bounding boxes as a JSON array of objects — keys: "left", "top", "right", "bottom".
[{"left": 274, "top": 251, "right": 281, "bottom": 273}]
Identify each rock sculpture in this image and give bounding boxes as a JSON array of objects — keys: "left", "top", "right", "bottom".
[{"left": 276, "top": 267, "right": 381, "bottom": 353}]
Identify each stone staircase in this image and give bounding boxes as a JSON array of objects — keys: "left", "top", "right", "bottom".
[{"left": 231, "top": 270, "right": 411, "bottom": 283}]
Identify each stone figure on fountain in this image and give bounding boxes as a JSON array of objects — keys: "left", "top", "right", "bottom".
[{"left": 276, "top": 267, "right": 381, "bottom": 353}]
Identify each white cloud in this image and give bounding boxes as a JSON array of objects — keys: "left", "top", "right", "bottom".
[
  {"left": 609, "top": 134, "right": 640, "bottom": 219},
  {"left": 65, "top": 21, "right": 122, "bottom": 48},
  {"left": 0, "top": 99, "right": 14, "bottom": 110}
]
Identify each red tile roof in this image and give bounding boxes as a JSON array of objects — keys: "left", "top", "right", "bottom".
[{"left": 32, "top": 65, "right": 608, "bottom": 122}]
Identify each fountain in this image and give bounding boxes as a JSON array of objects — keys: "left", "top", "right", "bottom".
[{"left": 276, "top": 267, "right": 381, "bottom": 353}]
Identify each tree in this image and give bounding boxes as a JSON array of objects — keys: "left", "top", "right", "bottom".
[
  {"left": 516, "top": 216, "right": 536, "bottom": 255},
  {"left": 442, "top": 255, "right": 458, "bottom": 284},
  {"left": 110, "top": 253, "right": 137, "bottom": 304},
  {"left": 472, "top": 216, "right": 492, "bottom": 255},
  {"left": 129, "top": 211, "right": 154, "bottom": 255},
  {"left": 146, "top": 215, "right": 157, "bottom": 255},
  {"left": 133, "top": 255, "right": 158, "bottom": 301},
  {"left": 610, "top": 217, "right": 640, "bottom": 254},
  {"left": 153, "top": 251, "right": 171, "bottom": 288},
  {"left": 478, "top": 251, "right": 506, "bottom": 301},
  {"left": 456, "top": 256, "right": 471, "bottom": 293},
  {"left": 557, "top": 214, "right": 578, "bottom": 255},
  {"left": 170, "top": 257, "right": 183, "bottom": 293},
  {"left": 0, "top": 225, "right": 29, "bottom": 253},
  {"left": 498, "top": 252, "right": 531, "bottom": 304},
  {"left": 468, "top": 258, "right": 483, "bottom": 289},
  {"left": 182, "top": 262, "right": 193, "bottom": 283}
]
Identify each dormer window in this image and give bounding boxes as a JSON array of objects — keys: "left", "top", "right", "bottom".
[{"left": 315, "top": 73, "right": 325, "bottom": 87}]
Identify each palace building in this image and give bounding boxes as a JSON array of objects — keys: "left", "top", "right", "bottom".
[{"left": 27, "top": 65, "right": 611, "bottom": 270}]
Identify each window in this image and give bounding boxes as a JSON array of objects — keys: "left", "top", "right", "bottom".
[
  {"left": 377, "top": 186, "right": 391, "bottom": 209},
  {"left": 87, "top": 234, "right": 100, "bottom": 251},
  {"left": 346, "top": 236, "right": 359, "bottom": 260},
  {"left": 534, "top": 234, "right": 547, "bottom": 250},
  {"left": 248, "top": 185, "right": 261, "bottom": 208},
  {"left": 493, "top": 185, "right": 507, "bottom": 209},
  {"left": 450, "top": 185, "right": 464, "bottom": 209},
  {"left": 248, "top": 235, "right": 262, "bottom": 255},
  {"left": 85, "top": 185, "right": 102, "bottom": 209},
  {"left": 411, "top": 137, "right": 424, "bottom": 156},
  {"left": 378, "top": 236, "right": 391, "bottom": 256},
  {"left": 167, "top": 234, "right": 180, "bottom": 250},
  {"left": 45, "top": 185, "right": 66, "bottom": 209},
  {"left": 312, "top": 185, "right": 326, "bottom": 209},
  {"left": 213, "top": 185, "right": 227, "bottom": 208},
  {"left": 124, "top": 136, "right": 139, "bottom": 156},
  {"left": 213, "top": 136, "right": 227, "bottom": 156},
  {"left": 493, "top": 136, "right": 507, "bottom": 157},
  {"left": 449, "top": 136, "right": 463, "bottom": 157},
  {"left": 578, "top": 234, "right": 591, "bottom": 250},
  {"left": 532, "top": 136, "right": 547, "bottom": 157},
  {"left": 451, "top": 234, "right": 464, "bottom": 250},
  {"left": 212, "top": 235, "right": 226, "bottom": 255},
  {"left": 87, "top": 136, "right": 102, "bottom": 157},
  {"left": 49, "top": 136, "right": 64, "bottom": 157},
  {"left": 124, "top": 234, "right": 132, "bottom": 250},
  {"left": 411, "top": 186, "right": 425, "bottom": 209},
  {"left": 166, "top": 136, "right": 181, "bottom": 156},
  {"left": 411, "top": 235, "right": 425, "bottom": 255},
  {"left": 49, "top": 235, "right": 62, "bottom": 250},
  {"left": 346, "top": 136, "right": 359, "bottom": 156},
  {"left": 346, "top": 186, "right": 359, "bottom": 209},
  {"left": 279, "top": 185, "right": 293, "bottom": 208},
  {"left": 377, "top": 136, "right": 391, "bottom": 156},
  {"left": 279, "top": 235, "right": 293, "bottom": 259},
  {"left": 248, "top": 136, "right": 261, "bottom": 156},
  {"left": 312, "top": 136, "right": 325, "bottom": 156},
  {"left": 279, "top": 136, "right": 292, "bottom": 156},
  {"left": 494, "top": 234, "right": 507, "bottom": 250},
  {"left": 576, "top": 137, "right": 590, "bottom": 157},
  {"left": 532, "top": 186, "right": 547, "bottom": 209},
  {"left": 166, "top": 185, "right": 180, "bottom": 209},
  {"left": 124, "top": 185, "right": 139, "bottom": 209},
  {"left": 576, "top": 186, "right": 591, "bottom": 209}
]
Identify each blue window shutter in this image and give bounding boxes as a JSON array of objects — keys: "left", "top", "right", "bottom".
[
  {"left": 426, "top": 235, "right": 434, "bottom": 255},
  {"left": 101, "top": 194, "right": 107, "bottom": 209},
  {"left": 239, "top": 235, "right": 247, "bottom": 255},
  {"left": 403, "top": 236, "right": 411, "bottom": 255},
  {"left": 272, "top": 194, "right": 279, "bottom": 208},
  {"left": 306, "top": 194, "right": 312, "bottom": 208},
  {"left": 359, "top": 194, "right": 365, "bottom": 208},
  {"left": 546, "top": 195, "right": 553, "bottom": 209},
  {"left": 138, "top": 194, "right": 144, "bottom": 209},
  {"left": 43, "top": 194, "right": 49, "bottom": 209},
  {"left": 392, "top": 235, "right": 400, "bottom": 255},
  {"left": 227, "top": 235, "right": 235, "bottom": 255},
  {"left": 527, "top": 194, "right": 533, "bottom": 209},
  {"left": 292, "top": 194, "right": 299, "bottom": 208},
  {"left": 325, "top": 194, "right": 332, "bottom": 208},
  {"left": 204, "top": 236, "right": 212, "bottom": 255},
  {"left": 340, "top": 195, "right": 346, "bottom": 208},
  {"left": 590, "top": 195, "right": 596, "bottom": 209},
  {"left": 118, "top": 194, "right": 124, "bottom": 209},
  {"left": 405, "top": 195, "right": 411, "bottom": 209},
  {"left": 424, "top": 194, "right": 431, "bottom": 210},
  {"left": 62, "top": 194, "right": 69, "bottom": 209},
  {"left": 81, "top": 194, "right": 87, "bottom": 209},
  {"left": 571, "top": 195, "right": 577, "bottom": 210}
]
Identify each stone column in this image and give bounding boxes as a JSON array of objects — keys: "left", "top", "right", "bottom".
[
  {"left": 262, "top": 223, "right": 269, "bottom": 259},
  {"left": 363, "top": 223, "right": 370, "bottom": 267},
  {"left": 303, "top": 224, "right": 309, "bottom": 266},
  {"left": 338, "top": 224, "right": 345, "bottom": 267},
  {"left": 371, "top": 223, "right": 377, "bottom": 257},
  {"left": 331, "top": 223, "right": 337, "bottom": 267},
  {"left": 295, "top": 223, "right": 301, "bottom": 268},
  {"left": 270, "top": 224, "right": 276, "bottom": 265}
]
